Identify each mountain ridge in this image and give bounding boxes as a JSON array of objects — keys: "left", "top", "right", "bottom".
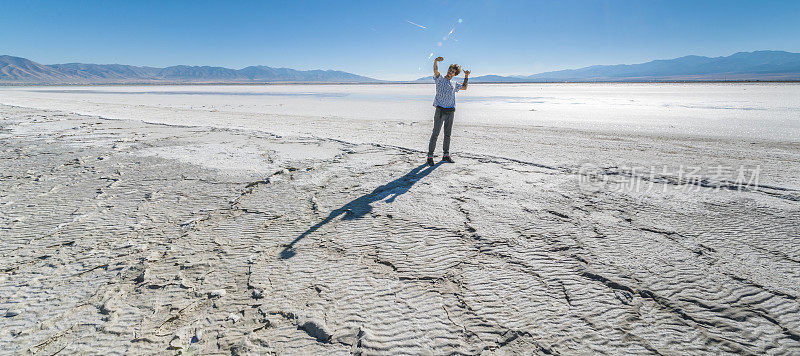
[
  {"left": 415, "top": 50, "right": 800, "bottom": 82},
  {"left": 3, "top": 51, "right": 800, "bottom": 84},
  {"left": 0, "top": 56, "right": 381, "bottom": 84}
]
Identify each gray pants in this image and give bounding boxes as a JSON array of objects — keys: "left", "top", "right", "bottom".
[{"left": 427, "top": 107, "right": 454, "bottom": 157}]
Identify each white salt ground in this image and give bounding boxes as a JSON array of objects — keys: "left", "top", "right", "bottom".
[{"left": 0, "top": 84, "right": 798, "bottom": 354}]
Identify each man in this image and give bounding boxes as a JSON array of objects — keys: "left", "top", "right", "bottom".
[{"left": 427, "top": 56, "right": 470, "bottom": 166}]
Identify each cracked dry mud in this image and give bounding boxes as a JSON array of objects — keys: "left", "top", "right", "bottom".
[{"left": 1, "top": 104, "right": 799, "bottom": 354}]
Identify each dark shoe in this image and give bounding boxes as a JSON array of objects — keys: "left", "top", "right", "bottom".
[
  {"left": 442, "top": 155, "right": 455, "bottom": 163},
  {"left": 427, "top": 157, "right": 435, "bottom": 166}
]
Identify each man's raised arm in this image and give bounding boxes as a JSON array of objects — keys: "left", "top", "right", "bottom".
[
  {"left": 434, "top": 56, "right": 443, "bottom": 78},
  {"left": 462, "top": 70, "right": 470, "bottom": 90}
]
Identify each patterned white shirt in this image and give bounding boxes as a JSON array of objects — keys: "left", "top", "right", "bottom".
[{"left": 432, "top": 74, "right": 462, "bottom": 108}]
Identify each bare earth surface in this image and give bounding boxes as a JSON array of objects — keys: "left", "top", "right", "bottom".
[{"left": 1, "top": 84, "right": 800, "bottom": 354}]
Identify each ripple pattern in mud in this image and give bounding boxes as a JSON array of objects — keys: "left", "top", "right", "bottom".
[{"left": 1, "top": 105, "right": 799, "bottom": 354}]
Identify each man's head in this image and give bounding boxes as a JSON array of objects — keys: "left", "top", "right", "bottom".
[{"left": 446, "top": 64, "right": 461, "bottom": 78}]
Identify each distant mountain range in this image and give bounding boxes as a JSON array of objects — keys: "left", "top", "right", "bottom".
[
  {"left": 3, "top": 50, "right": 800, "bottom": 84},
  {"left": 0, "top": 55, "right": 381, "bottom": 84},
  {"left": 418, "top": 51, "right": 800, "bottom": 82}
]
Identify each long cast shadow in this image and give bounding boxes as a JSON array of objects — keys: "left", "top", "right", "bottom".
[{"left": 280, "top": 162, "right": 441, "bottom": 259}]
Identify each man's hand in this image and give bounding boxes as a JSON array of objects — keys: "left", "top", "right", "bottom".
[
  {"left": 435, "top": 57, "right": 444, "bottom": 62},
  {"left": 464, "top": 70, "right": 470, "bottom": 77}
]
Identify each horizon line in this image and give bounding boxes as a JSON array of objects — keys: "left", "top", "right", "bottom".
[{"left": 2, "top": 49, "right": 798, "bottom": 82}]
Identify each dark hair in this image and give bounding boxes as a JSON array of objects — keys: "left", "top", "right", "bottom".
[{"left": 448, "top": 64, "right": 461, "bottom": 76}]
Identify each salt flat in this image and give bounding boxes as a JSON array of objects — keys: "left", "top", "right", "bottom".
[{"left": 1, "top": 84, "right": 799, "bottom": 354}]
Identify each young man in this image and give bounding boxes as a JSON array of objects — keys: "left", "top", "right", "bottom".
[{"left": 427, "top": 56, "right": 470, "bottom": 166}]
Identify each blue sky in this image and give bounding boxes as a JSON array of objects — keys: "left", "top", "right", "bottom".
[{"left": 1, "top": 0, "right": 798, "bottom": 80}]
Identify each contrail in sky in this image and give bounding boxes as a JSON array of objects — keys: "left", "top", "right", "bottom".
[{"left": 406, "top": 20, "right": 427, "bottom": 29}]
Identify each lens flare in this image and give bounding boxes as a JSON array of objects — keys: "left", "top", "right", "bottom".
[
  {"left": 406, "top": 20, "right": 427, "bottom": 29},
  {"left": 417, "top": 18, "right": 465, "bottom": 73}
]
